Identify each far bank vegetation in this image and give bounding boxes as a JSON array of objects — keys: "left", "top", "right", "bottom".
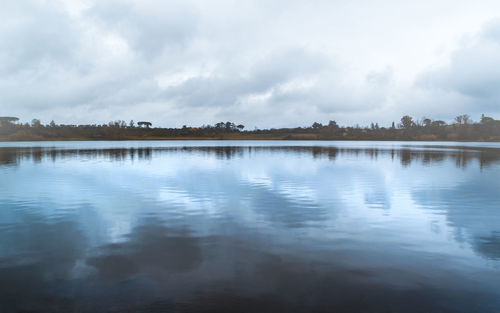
[{"left": 1, "top": 115, "right": 500, "bottom": 141}]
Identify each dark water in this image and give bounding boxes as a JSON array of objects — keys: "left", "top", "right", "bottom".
[{"left": 1, "top": 140, "right": 500, "bottom": 313}]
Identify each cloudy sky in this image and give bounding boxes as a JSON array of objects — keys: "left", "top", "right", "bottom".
[{"left": 1, "top": 0, "right": 500, "bottom": 128}]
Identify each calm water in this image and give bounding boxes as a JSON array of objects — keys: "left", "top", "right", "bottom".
[{"left": 1, "top": 140, "right": 500, "bottom": 313}]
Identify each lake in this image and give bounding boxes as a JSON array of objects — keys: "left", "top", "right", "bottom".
[{"left": 1, "top": 140, "right": 500, "bottom": 313}]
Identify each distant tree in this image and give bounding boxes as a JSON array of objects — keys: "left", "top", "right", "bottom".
[
  {"left": 463, "top": 114, "right": 471, "bottom": 125},
  {"left": 129, "top": 120, "right": 135, "bottom": 128},
  {"left": 431, "top": 120, "right": 446, "bottom": 127},
  {"left": 0, "top": 117, "right": 19, "bottom": 127},
  {"left": 460, "top": 114, "right": 470, "bottom": 125},
  {"left": 237, "top": 124, "right": 245, "bottom": 131},
  {"left": 391, "top": 121, "right": 395, "bottom": 129},
  {"left": 49, "top": 120, "right": 56, "bottom": 127},
  {"left": 137, "top": 121, "right": 152, "bottom": 128},
  {"left": 31, "top": 119, "right": 41, "bottom": 127},
  {"left": 480, "top": 114, "right": 494, "bottom": 124},
  {"left": 312, "top": 122, "right": 323, "bottom": 129},
  {"left": 328, "top": 120, "right": 339, "bottom": 129},
  {"left": 399, "top": 115, "right": 415, "bottom": 129},
  {"left": 455, "top": 114, "right": 471, "bottom": 125},
  {"left": 225, "top": 121, "right": 236, "bottom": 131},
  {"left": 108, "top": 120, "right": 126, "bottom": 128},
  {"left": 423, "top": 118, "right": 432, "bottom": 127}
]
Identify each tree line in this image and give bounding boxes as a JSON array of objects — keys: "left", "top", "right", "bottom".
[{"left": 1, "top": 114, "right": 500, "bottom": 141}]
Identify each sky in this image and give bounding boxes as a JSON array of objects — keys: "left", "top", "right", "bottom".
[{"left": 1, "top": 0, "right": 500, "bottom": 128}]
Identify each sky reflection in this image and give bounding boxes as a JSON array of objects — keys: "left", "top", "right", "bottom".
[{"left": 1, "top": 141, "right": 499, "bottom": 312}]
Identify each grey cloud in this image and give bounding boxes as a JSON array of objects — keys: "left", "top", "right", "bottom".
[
  {"left": 161, "top": 49, "right": 331, "bottom": 107},
  {"left": 2, "top": 0, "right": 500, "bottom": 127},
  {"left": 417, "top": 19, "right": 500, "bottom": 114},
  {"left": 86, "top": 0, "right": 199, "bottom": 57},
  {"left": 0, "top": 0, "right": 393, "bottom": 126},
  {"left": 158, "top": 48, "right": 388, "bottom": 127},
  {"left": 0, "top": 0, "right": 78, "bottom": 75}
]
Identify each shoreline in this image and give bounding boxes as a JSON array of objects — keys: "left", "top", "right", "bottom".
[{"left": 1, "top": 137, "right": 500, "bottom": 143}]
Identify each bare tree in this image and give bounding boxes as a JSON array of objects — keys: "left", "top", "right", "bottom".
[
  {"left": 455, "top": 114, "right": 471, "bottom": 125},
  {"left": 462, "top": 114, "right": 471, "bottom": 125}
]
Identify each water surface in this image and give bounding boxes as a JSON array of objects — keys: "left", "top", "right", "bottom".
[{"left": 1, "top": 140, "right": 500, "bottom": 312}]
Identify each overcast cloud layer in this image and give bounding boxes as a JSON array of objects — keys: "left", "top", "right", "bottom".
[{"left": 1, "top": 0, "right": 500, "bottom": 127}]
